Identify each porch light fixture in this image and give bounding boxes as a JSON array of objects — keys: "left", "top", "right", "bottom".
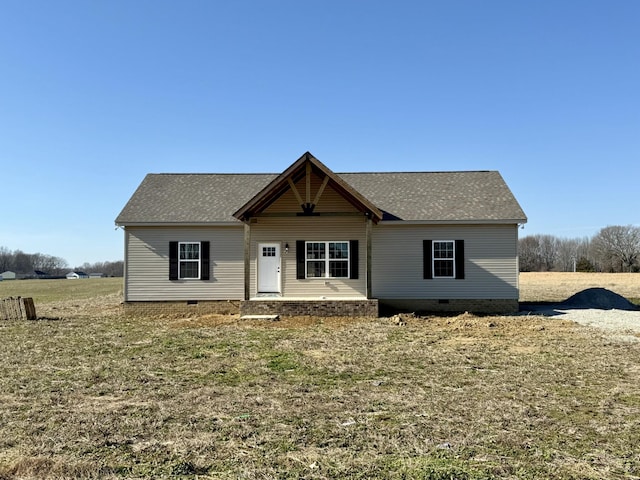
[{"left": 285, "top": 243, "right": 289, "bottom": 254}]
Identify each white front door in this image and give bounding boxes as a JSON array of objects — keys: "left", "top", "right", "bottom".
[{"left": 257, "top": 243, "right": 281, "bottom": 293}]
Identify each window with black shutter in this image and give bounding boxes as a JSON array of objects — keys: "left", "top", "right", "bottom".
[
  {"left": 169, "top": 241, "right": 210, "bottom": 280},
  {"left": 424, "top": 239, "right": 465, "bottom": 280}
]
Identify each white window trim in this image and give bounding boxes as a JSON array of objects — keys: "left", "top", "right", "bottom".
[
  {"left": 178, "top": 241, "right": 201, "bottom": 280},
  {"left": 305, "top": 241, "right": 350, "bottom": 279},
  {"left": 432, "top": 240, "right": 455, "bottom": 279}
]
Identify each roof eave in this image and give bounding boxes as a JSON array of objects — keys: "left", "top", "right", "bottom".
[
  {"left": 115, "top": 221, "right": 242, "bottom": 227},
  {"left": 378, "top": 218, "right": 528, "bottom": 225}
]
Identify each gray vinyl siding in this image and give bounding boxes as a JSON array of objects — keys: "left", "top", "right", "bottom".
[
  {"left": 249, "top": 216, "right": 367, "bottom": 298},
  {"left": 372, "top": 224, "right": 519, "bottom": 300},
  {"left": 124, "top": 222, "right": 518, "bottom": 302},
  {"left": 124, "top": 226, "right": 244, "bottom": 301}
]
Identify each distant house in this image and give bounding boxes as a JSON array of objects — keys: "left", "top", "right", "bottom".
[
  {"left": 115, "top": 152, "right": 527, "bottom": 317},
  {"left": 66, "top": 271, "right": 89, "bottom": 280},
  {"left": 89, "top": 273, "right": 106, "bottom": 279},
  {"left": 34, "top": 270, "right": 49, "bottom": 279},
  {"left": 1, "top": 271, "right": 16, "bottom": 280}
]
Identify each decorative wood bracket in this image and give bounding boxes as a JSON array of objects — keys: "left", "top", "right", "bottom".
[{"left": 287, "top": 165, "right": 331, "bottom": 216}]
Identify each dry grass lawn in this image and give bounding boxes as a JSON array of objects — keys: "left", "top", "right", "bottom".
[{"left": 0, "top": 275, "right": 639, "bottom": 479}]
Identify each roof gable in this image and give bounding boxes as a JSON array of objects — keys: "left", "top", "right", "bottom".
[{"left": 232, "top": 152, "right": 383, "bottom": 223}]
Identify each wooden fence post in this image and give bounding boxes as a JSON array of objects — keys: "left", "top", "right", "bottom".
[{"left": 23, "top": 298, "right": 37, "bottom": 320}]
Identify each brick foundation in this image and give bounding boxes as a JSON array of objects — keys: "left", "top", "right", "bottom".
[
  {"left": 379, "top": 298, "right": 519, "bottom": 315},
  {"left": 124, "top": 298, "right": 517, "bottom": 318},
  {"left": 123, "top": 300, "right": 240, "bottom": 317},
  {"left": 240, "top": 299, "right": 379, "bottom": 317}
]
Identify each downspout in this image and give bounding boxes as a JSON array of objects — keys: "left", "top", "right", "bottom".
[
  {"left": 244, "top": 223, "right": 251, "bottom": 301},
  {"left": 366, "top": 216, "right": 372, "bottom": 299}
]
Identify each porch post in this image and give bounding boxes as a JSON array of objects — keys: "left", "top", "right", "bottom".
[
  {"left": 366, "top": 217, "right": 372, "bottom": 299},
  {"left": 244, "top": 223, "right": 251, "bottom": 301}
]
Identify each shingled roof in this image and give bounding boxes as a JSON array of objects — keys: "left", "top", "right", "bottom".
[
  {"left": 116, "top": 168, "right": 526, "bottom": 225},
  {"left": 341, "top": 171, "right": 527, "bottom": 222}
]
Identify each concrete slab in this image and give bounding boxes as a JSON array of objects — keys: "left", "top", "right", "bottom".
[{"left": 240, "top": 314, "right": 280, "bottom": 321}]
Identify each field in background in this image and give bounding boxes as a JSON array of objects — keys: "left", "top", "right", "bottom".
[
  {"left": 520, "top": 272, "right": 640, "bottom": 303},
  {"left": 1, "top": 274, "right": 639, "bottom": 479},
  {"left": 0, "top": 277, "right": 122, "bottom": 304}
]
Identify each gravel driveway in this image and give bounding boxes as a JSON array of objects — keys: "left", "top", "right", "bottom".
[{"left": 521, "top": 304, "right": 640, "bottom": 341}]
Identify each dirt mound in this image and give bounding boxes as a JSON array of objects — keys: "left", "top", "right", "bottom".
[{"left": 560, "top": 288, "right": 639, "bottom": 311}]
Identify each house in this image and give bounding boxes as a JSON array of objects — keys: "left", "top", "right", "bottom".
[
  {"left": 115, "top": 152, "right": 527, "bottom": 317},
  {"left": 89, "top": 273, "right": 106, "bottom": 279},
  {"left": 0, "top": 271, "right": 16, "bottom": 280},
  {"left": 66, "top": 271, "right": 88, "bottom": 279}
]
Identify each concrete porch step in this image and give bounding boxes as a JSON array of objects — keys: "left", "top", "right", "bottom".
[{"left": 240, "top": 314, "right": 280, "bottom": 321}]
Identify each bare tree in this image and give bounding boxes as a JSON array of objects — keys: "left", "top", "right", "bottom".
[
  {"left": 0, "top": 247, "right": 70, "bottom": 276},
  {"left": 519, "top": 236, "right": 540, "bottom": 271},
  {"left": 520, "top": 235, "right": 595, "bottom": 272},
  {"left": 519, "top": 234, "right": 560, "bottom": 271},
  {"left": 556, "top": 238, "right": 579, "bottom": 272},
  {"left": 0, "top": 246, "right": 11, "bottom": 272},
  {"left": 13, "top": 250, "right": 32, "bottom": 274},
  {"left": 592, "top": 225, "right": 640, "bottom": 272}
]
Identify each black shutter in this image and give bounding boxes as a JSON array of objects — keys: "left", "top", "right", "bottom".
[
  {"left": 169, "top": 241, "right": 179, "bottom": 280},
  {"left": 455, "top": 239, "right": 465, "bottom": 279},
  {"left": 349, "top": 240, "right": 359, "bottom": 279},
  {"left": 423, "top": 240, "right": 433, "bottom": 279},
  {"left": 296, "top": 240, "right": 305, "bottom": 279},
  {"left": 201, "top": 241, "right": 210, "bottom": 280}
]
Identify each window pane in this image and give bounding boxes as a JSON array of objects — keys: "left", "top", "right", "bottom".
[
  {"left": 329, "top": 260, "right": 348, "bottom": 278},
  {"left": 329, "top": 242, "right": 349, "bottom": 259},
  {"left": 306, "top": 261, "right": 325, "bottom": 277},
  {"left": 306, "top": 242, "right": 325, "bottom": 259},
  {"left": 180, "top": 243, "right": 200, "bottom": 260},
  {"left": 433, "top": 241, "right": 454, "bottom": 259},
  {"left": 263, "top": 247, "right": 276, "bottom": 257},
  {"left": 180, "top": 261, "right": 199, "bottom": 278},
  {"left": 434, "top": 259, "right": 454, "bottom": 277}
]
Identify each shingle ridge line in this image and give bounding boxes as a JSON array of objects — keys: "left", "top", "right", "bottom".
[
  {"left": 147, "top": 170, "right": 495, "bottom": 176},
  {"left": 148, "top": 172, "right": 280, "bottom": 176},
  {"left": 338, "top": 170, "right": 494, "bottom": 174}
]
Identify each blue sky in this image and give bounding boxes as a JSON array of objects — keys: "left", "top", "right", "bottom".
[{"left": 1, "top": 0, "right": 638, "bottom": 268}]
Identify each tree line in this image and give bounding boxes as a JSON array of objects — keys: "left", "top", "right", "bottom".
[
  {"left": 0, "top": 247, "right": 123, "bottom": 277},
  {"left": 520, "top": 225, "right": 640, "bottom": 272}
]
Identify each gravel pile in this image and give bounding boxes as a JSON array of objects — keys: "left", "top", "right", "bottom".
[
  {"left": 521, "top": 288, "right": 640, "bottom": 340},
  {"left": 560, "top": 287, "right": 640, "bottom": 311}
]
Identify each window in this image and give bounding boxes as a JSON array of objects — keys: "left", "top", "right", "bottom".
[
  {"left": 179, "top": 242, "right": 201, "bottom": 279},
  {"left": 169, "top": 241, "right": 210, "bottom": 281},
  {"left": 423, "top": 239, "right": 465, "bottom": 280},
  {"left": 433, "top": 240, "right": 455, "bottom": 278},
  {"left": 305, "top": 241, "right": 349, "bottom": 278}
]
